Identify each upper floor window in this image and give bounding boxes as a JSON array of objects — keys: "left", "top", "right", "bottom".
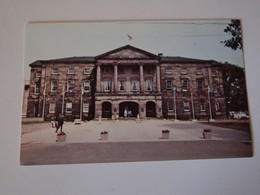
[
  {"left": 197, "top": 80, "right": 204, "bottom": 91},
  {"left": 166, "top": 80, "right": 173, "bottom": 90},
  {"left": 83, "top": 80, "right": 90, "bottom": 92},
  {"left": 104, "top": 81, "right": 111, "bottom": 92},
  {"left": 181, "top": 68, "right": 187, "bottom": 75},
  {"left": 104, "top": 67, "right": 111, "bottom": 74},
  {"left": 213, "top": 83, "right": 218, "bottom": 93},
  {"left": 35, "top": 83, "right": 40, "bottom": 94},
  {"left": 146, "top": 80, "right": 152, "bottom": 91},
  {"left": 67, "top": 80, "right": 74, "bottom": 92},
  {"left": 68, "top": 68, "right": 74, "bottom": 74},
  {"left": 183, "top": 102, "right": 190, "bottom": 112},
  {"left": 119, "top": 80, "right": 125, "bottom": 91},
  {"left": 51, "top": 81, "right": 58, "bottom": 92},
  {"left": 211, "top": 70, "right": 217, "bottom": 77},
  {"left": 132, "top": 80, "right": 138, "bottom": 91},
  {"left": 165, "top": 67, "right": 172, "bottom": 74},
  {"left": 132, "top": 67, "right": 139, "bottom": 74},
  {"left": 181, "top": 79, "right": 189, "bottom": 91},
  {"left": 145, "top": 67, "right": 152, "bottom": 74},
  {"left": 36, "top": 71, "right": 42, "bottom": 78},
  {"left": 215, "top": 102, "right": 220, "bottom": 112},
  {"left": 196, "top": 68, "right": 202, "bottom": 75},
  {"left": 52, "top": 68, "right": 58, "bottom": 74},
  {"left": 49, "top": 103, "right": 56, "bottom": 114},
  {"left": 118, "top": 67, "right": 125, "bottom": 74},
  {"left": 84, "top": 68, "right": 90, "bottom": 74}
]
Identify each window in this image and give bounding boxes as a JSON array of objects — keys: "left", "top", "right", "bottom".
[
  {"left": 196, "top": 68, "right": 202, "bottom": 75},
  {"left": 51, "top": 81, "right": 58, "bottom": 92},
  {"left": 104, "top": 67, "right": 111, "bottom": 73},
  {"left": 104, "top": 81, "right": 111, "bottom": 92},
  {"left": 83, "top": 80, "right": 90, "bottom": 92},
  {"left": 83, "top": 103, "right": 89, "bottom": 113},
  {"left": 211, "top": 70, "right": 217, "bottom": 77},
  {"left": 167, "top": 101, "right": 174, "bottom": 112},
  {"left": 215, "top": 102, "right": 220, "bottom": 112},
  {"left": 36, "top": 71, "right": 42, "bottom": 78},
  {"left": 132, "top": 80, "right": 138, "bottom": 91},
  {"left": 197, "top": 80, "right": 204, "bottom": 91},
  {"left": 146, "top": 80, "right": 152, "bottom": 91},
  {"left": 183, "top": 102, "right": 190, "bottom": 112},
  {"left": 84, "top": 68, "right": 90, "bottom": 74},
  {"left": 66, "top": 103, "right": 72, "bottom": 113},
  {"left": 67, "top": 80, "right": 74, "bottom": 92},
  {"left": 119, "top": 80, "right": 125, "bottom": 91},
  {"left": 213, "top": 83, "right": 218, "bottom": 93},
  {"left": 49, "top": 103, "right": 56, "bottom": 113},
  {"left": 181, "top": 68, "right": 187, "bottom": 74},
  {"left": 68, "top": 68, "right": 74, "bottom": 74},
  {"left": 165, "top": 67, "right": 172, "bottom": 74},
  {"left": 35, "top": 83, "right": 40, "bottom": 94},
  {"left": 118, "top": 67, "right": 125, "bottom": 74},
  {"left": 200, "top": 102, "right": 205, "bottom": 111},
  {"left": 52, "top": 68, "right": 58, "bottom": 74},
  {"left": 132, "top": 67, "right": 138, "bottom": 74},
  {"left": 145, "top": 67, "right": 152, "bottom": 74},
  {"left": 182, "top": 80, "right": 189, "bottom": 91},
  {"left": 166, "top": 80, "right": 173, "bottom": 90}
]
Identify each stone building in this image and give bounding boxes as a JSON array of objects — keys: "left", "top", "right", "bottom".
[{"left": 26, "top": 45, "right": 226, "bottom": 120}]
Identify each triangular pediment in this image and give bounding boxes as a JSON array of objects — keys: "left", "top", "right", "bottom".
[{"left": 96, "top": 45, "right": 160, "bottom": 60}]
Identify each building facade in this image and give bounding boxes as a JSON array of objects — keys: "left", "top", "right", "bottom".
[{"left": 26, "top": 45, "right": 226, "bottom": 120}]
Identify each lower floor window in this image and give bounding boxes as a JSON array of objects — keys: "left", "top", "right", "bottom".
[
  {"left": 83, "top": 103, "right": 89, "bottom": 113},
  {"left": 66, "top": 102, "right": 72, "bottom": 113},
  {"left": 215, "top": 102, "right": 220, "bottom": 112},
  {"left": 183, "top": 102, "right": 190, "bottom": 112},
  {"left": 199, "top": 102, "right": 205, "bottom": 112},
  {"left": 167, "top": 101, "right": 174, "bottom": 112},
  {"left": 49, "top": 103, "right": 56, "bottom": 113}
]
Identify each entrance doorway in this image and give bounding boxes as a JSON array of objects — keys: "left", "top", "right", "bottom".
[
  {"left": 102, "top": 102, "right": 112, "bottom": 118},
  {"left": 146, "top": 101, "right": 156, "bottom": 117},
  {"left": 119, "top": 102, "right": 139, "bottom": 117}
]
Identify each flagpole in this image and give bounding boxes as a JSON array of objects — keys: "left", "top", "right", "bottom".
[
  {"left": 173, "top": 86, "right": 177, "bottom": 120},
  {"left": 62, "top": 85, "right": 65, "bottom": 115},
  {"left": 208, "top": 85, "right": 213, "bottom": 121},
  {"left": 42, "top": 88, "right": 46, "bottom": 120},
  {"left": 80, "top": 83, "right": 83, "bottom": 121}
]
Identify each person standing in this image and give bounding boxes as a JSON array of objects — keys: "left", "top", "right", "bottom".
[{"left": 56, "top": 114, "right": 64, "bottom": 133}]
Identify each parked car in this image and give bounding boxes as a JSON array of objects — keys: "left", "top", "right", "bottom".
[{"left": 229, "top": 111, "right": 249, "bottom": 120}]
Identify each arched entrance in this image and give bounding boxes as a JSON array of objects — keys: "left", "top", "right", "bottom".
[
  {"left": 102, "top": 102, "right": 112, "bottom": 118},
  {"left": 146, "top": 101, "right": 156, "bottom": 117},
  {"left": 119, "top": 101, "right": 139, "bottom": 117}
]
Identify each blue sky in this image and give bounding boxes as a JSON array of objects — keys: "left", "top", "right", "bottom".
[{"left": 24, "top": 20, "right": 244, "bottom": 80}]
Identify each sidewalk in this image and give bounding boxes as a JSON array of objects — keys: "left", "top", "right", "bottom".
[{"left": 21, "top": 119, "right": 251, "bottom": 144}]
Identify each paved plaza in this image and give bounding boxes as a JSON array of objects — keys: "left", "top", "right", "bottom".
[
  {"left": 20, "top": 119, "right": 253, "bottom": 165},
  {"left": 21, "top": 119, "right": 251, "bottom": 144}
]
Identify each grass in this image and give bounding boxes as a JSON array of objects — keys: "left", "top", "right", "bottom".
[
  {"left": 200, "top": 121, "right": 251, "bottom": 132},
  {"left": 22, "top": 121, "right": 50, "bottom": 125}
]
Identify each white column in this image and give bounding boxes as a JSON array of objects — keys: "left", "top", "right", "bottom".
[
  {"left": 139, "top": 63, "right": 144, "bottom": 92},
  {"left": 96, "top": 63, "right": 101, "bottom": 93},
  {"left": 156, "top": 64, "right": 161, "bottom": 92},
  {"left": 114, "top": 63, "right": 118, "bottom": 93}
]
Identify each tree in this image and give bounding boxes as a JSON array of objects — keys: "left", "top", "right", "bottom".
[
  {"left": 222, "top": 20, "right": 243, "bottom": 51},
  {"left": 221, "top": 62, "right": 248, "bottom": 113}
]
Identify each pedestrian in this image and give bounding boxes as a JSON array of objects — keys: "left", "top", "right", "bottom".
[
  {"left": 51, "top": 117, "right": 56, "bottom": 128},
  {"left": 56, "top": 114, "right": 64, "bottom": 133},
  {"left": 112, "top": 114, "right": 115, "bottom": 123},
  {"left": 98, "top": 115, "right": 102, "bottom": 124},
  {"left": 124, "top": 109, "right": 127, "bottom": 118},
  {"left": 136, "top": 113, "right": 141, "bottom": 123},
  {"left": 116, "top": 113, "right": 119, "bottom": 121}
]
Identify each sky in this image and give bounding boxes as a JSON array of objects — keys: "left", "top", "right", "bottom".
[{"left": 24, "top": 20, "right": 245, "bottom": 80}]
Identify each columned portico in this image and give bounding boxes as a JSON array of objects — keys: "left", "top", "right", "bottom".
[
  {"left": 96, "top": 63, "right": 101, "bottom": 93},
  {"left": 139, "top": 63, "right": 144, "bottom": 92},
  {"left": 113, "top": 62, "right": 118, "bottom": 93}
]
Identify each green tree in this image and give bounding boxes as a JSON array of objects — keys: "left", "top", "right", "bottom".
[
  {"left": 222, "top": 20, "right": 243, "bottom": 51},
  {"left": 221, "top": 62, "right": 248, "bottom": 113}
]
